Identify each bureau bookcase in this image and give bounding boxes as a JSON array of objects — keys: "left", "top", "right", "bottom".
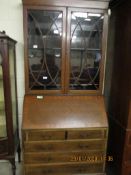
[{"left": 22, "top": 0, "right": 110, "bottom": 174}]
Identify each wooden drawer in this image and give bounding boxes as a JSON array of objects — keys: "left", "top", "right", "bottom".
[
  {"left": 124, "top": 146, "right": 131, "bottom": 162},
  {"left": 24, "top": 140, "right": 106, "bottom": 152},
  {"left": 24, "top": 130, "right": 65, "bottom": 141},
  {"left": 68, "top": 129, "right": 107, "bottom": 140},
  {"left": 24, "top": 150, "right": 106, "bottom": 164},
  {"left": 24, "top": 162, "right": 104, "bottom": 175}
]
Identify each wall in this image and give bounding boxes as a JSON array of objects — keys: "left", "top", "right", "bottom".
[{"left": 0, "top": 0, "right": 24, "bottom": 138}]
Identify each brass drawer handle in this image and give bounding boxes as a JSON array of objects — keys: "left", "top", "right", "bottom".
[
  {"left": 47, "top": 157, "right": 52, "bottom": 162},
  {"left": 42, "top": 135, "right": 51, "bottom": 139},
  {"left": 79, "top": 144, "right": 89, "bottom": 149},
  {"left": 42, "top": 169, "right": 53, "bottom": 173},
  {"left": 77, "top": 168, "right": 85, "bottom": 173},
  {"left": 47, "top": 145, "right": 53, "bottom": 150},
  {"left": 39, "top": 145, "right": 53, "bottom": 151},
  {"left": 80, "top": 134, "right": 89, "bottom": 138}
]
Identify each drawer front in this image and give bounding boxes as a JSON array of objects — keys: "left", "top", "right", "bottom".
[
  {"left": 24, "top": 140, "right": 106, "bottom": 152},
  {"left": 24, "top": 130, "right": 65, "bottom": 141},
  {"left": 25, "top": 163, "right": 104, "bottom": 175},
  {"left": 0, "top": 139, "right": 8, "bottom": 154},
  {"left": 124, "top": 146, "right": 131, "bottom": 162},
  {"left": 68, "top": 129, "right": 107, "bottom": 140},
  {"left": 24, "top": 151, "right": 106, "bottom": 164}
]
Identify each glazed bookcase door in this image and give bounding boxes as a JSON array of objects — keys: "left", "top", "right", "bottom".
[
  {"left": 24, "top": 7, "right": 66, "bottom": 94},
  {"left": 24, "top": 6, "right": 108, "bottom": 95},
  {"left": 0, "top": 55, "right": 7, "bottom": 138},
  {"left": 66, "top": 8, "right": 107, "bottom": 94}
]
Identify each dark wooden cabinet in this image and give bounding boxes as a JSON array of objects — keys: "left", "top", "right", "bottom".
[
  {"left": 0, "top": 31, "right": 21, "bottom": 175},
  {"left": 104, "top": 0, "right": 131, "bottom": 174}
]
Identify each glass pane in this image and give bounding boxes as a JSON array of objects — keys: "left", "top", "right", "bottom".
[
  {"left": 28, "top": 10, "right": 63, "bottom": 90},
  {"left": 70, "top": 11, "right": 104, "bottom": 90},
  {"left": 0, "top": 58, "right": 7, "bottom": 137},
  {"left": 9, "top": 46, "right": 17, "bottom": 133}
]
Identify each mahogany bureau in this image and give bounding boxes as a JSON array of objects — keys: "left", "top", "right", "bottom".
[{"left": 22, "top": 95, "right": 108, "bottom": 175}]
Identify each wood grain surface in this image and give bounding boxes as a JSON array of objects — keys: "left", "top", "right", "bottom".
[{"left": 22, "top": 95, "right": 108, "bottom": 130}]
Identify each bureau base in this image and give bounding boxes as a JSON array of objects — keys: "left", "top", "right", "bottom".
[{"left": 22, "top": 95, "right": 108, "bottom": 175}]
